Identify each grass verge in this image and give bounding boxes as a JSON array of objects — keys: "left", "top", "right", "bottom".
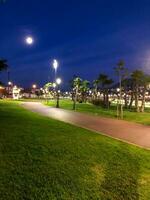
[{"left": 0, "top": 100, "right": 150, "bottom": 199}]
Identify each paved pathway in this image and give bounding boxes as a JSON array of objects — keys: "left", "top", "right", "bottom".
[{"left": 22, "top": 102, "right": 150, "bottom": 149}]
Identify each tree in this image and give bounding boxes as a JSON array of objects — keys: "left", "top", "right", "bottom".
[
  {"left": 121, "top": 78, "right": 132, "bottom": 109},
  {"left": 43, "top": 82, "right": 53, "bottom": 103},
  {"left": 140, "top": 75, "right": 150, "bottom": 112},
  {"left": 93, "top": 79, "right": 99, "bottom": 99},
  {"left": 72, "top": 77, "right": 82, "bottom": 110},
  {"left": 131, "top": 70, "right": 144, "bottom": 112},
  {"left": 98, "top": 74, "right": 113, "bottom": 108},
  {"left": 114, "top": 60, "right": 127, "bottom": 119},
  {"left": 80, "top": 80, "right": 90, "bottom": 102},
  {"left": 131, "top": 71, "right": 150, "bottom": 112}
]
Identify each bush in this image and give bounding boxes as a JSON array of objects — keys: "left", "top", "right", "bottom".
[
  {"left": 90, "top": 99, "right": 111, "bottom": 108},
  {"left": 90, "top": 99, "right": 105, "bottom": 106}
]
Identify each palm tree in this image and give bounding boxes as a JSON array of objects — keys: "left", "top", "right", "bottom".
[
  {"left": 43, "top": 82, "right": 53, "bottom": 103},
  {"left": 131, "top": 70, "right": 144, "bottom": 112},
  {"left": 72, "top": 77, "right": 82, "bottom": 110},
  {"left": 122, "top": 78, "right": 132, "bottom": 108},
  {"left": 98, "top": 74, "right": 113, "bottom": 108},
  {"left": 93, "top": 79, "right": 99, "bottom": 99},
  {"left": 140, "top": 75, "right": 150, "bottom": 112},
  {"left": 80, "top": 80, "right": 90, "bottom": 102},
  {"left": 114, "top": 60, "right": 127, "bottom": 119}
]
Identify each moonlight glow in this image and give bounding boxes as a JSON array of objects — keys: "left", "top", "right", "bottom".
[{"left": 25, "top": 36, "right": 34, "bottom": 45}]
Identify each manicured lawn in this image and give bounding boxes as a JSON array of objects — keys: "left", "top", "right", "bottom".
[
  {"left": 0, "top": 100, "right": 150, "bottom": 199},
  {"left": 46, "top": 99, "right": 150, "bottom": 125}
]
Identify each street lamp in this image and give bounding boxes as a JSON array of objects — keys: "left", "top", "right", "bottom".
[
  {"left": 55, "top": 78, "right": 62, "bottom": 108},
  {"left": 7, "top": 81, "right": 13, "bottom": 97},
  {"left": 8, "top": 81, "right": 12, "bottom": 86},
  {"left": 53, "top": 83, "right": 56, "bottom": 88},
  {"left": 56, "top": 78, "right": 61, "bottom": 85},
  {"left": 32, "top": 84, "right": 37, "bottom": 89}
]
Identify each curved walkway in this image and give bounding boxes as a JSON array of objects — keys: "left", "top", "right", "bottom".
[{"left": 22, "top": 102, "right": 150, "bottom": 149}]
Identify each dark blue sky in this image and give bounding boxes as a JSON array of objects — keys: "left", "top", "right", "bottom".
[{"left": 0, "top": 0, "right": 150, "bottom": 88}]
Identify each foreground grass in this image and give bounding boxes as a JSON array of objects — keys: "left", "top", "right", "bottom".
[
  {"left": 46, "top": 99, "right": 150, "bottom": 125},
  {"left": 0, "top": 100, "right": 150, "bottom": 200}
]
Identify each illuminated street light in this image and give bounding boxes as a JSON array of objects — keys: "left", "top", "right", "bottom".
[
  {"left": 55, "top": 78, "right": 62, "bottom": 108},
  {"left": 53, "top": 83, "right": 56, "bottom": 88},
  {"left": 8, "top": 81, "right": 12, "bottom": 86},
  {"left": 53, "top": 59, "right": 58, "bottom": 70},
  {"left": 117, "top": 88, "right": 120, "bottom": 92},
  {"left": 32, "top": 84, "right": 37, "bottom": 89},
  {"left": 56, "top": 78, "right": 62, "bottom": 85},
  {"left": 52, "top": 59, "right": 59, "bottom": 80}
]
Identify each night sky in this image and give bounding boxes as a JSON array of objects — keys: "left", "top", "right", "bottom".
[{"left": 0, "top": 0, "right": 150, "bottom": 88}]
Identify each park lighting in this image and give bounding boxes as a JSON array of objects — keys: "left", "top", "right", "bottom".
[
  {"left": 55, "top": 78, "right": 62, "bottom": 108},
  {"left": 53, "top": 83, "right": 56, "bottom": 88},
  {"left": 117, "top": 88, "right": 120, "bottom": 92},
  {"left": 32, "top": 84, "right": 37, "bottom": 89},
  {"left": 52, "top": 59, "right": 59, "bottom": 80},
  {"left": 53, "top": 59, "right": 58, "bottom": 70},
  {"left": 8, "top": 81, "right": 12, "bottom": 86},
  {"left": 56, "top": 78, "right": 62, "bottom": 85}
]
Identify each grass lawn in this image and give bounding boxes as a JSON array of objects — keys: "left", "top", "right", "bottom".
[
  {"left": 46, "top": 99, "right": 150, "bottom": 125},
  {"left": 0, "top": 100, "right": 150, "bottom": 199}
]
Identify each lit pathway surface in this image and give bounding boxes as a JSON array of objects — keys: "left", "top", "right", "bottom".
[{"left": 22, "top": 102, "right": 150, "bottom": 149}]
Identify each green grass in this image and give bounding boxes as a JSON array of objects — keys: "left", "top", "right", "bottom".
[
  {"left": 0, "top": 100, "right": 150, "bottom": 199},
  {"left": 46, "top": 99, "right": 150, "bottom": 125}
]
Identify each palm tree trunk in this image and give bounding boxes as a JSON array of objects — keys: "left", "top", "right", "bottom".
[
  {"left": 129, "top": 92, "right": 134, "bottom": 109},
  {"left": 140, "top": 87, "right": 146, "bottom": 112},
  {"left": 119, "top": 74, "right": 123, "bottom": 119},
  {"left": 135, "top": 84, "right": 139, "bottom": 112},
  {"left": 124, "top": 92, "right": 128, "bottom": 109},
  {"left": 73, "top": 87, "right": 78, "bottom": 110}
]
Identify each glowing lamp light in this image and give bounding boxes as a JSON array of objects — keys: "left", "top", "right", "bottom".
[
  {"left": 53, "top": 59, "right": 58, "bottom": 70},
  {"left": 117, "top": 88, "right": 120, "bottom": 92},
  {"left": 56, "top": 78, "right": 62, "bottom": 85},
  {"left": 32, "top": 84, "right": 37, "bottom": 89},
  {"left": 53, "top": 83, "right": 57, "bottom": 88},
  {"left": 8, "top": 81, "right": 12, "bottom": 86}
]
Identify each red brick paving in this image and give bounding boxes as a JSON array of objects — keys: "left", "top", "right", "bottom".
[{"left": 22, "top": 102, "right": 150, "bottom": 149}]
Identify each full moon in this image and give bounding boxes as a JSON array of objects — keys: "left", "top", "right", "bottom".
[{"left": 25, "top": 36, "right": 34, "bottom": 45}]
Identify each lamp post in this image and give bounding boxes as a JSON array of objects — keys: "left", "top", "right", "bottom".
[
  {"left": 32, "top": 84, "right": 37, "bottom": 97},
  {"left": 56, "top": 78, "right": 62, "bottom": 108},
  {"left": 8, "top": 81, "right": 12, "bottom": 97}
]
